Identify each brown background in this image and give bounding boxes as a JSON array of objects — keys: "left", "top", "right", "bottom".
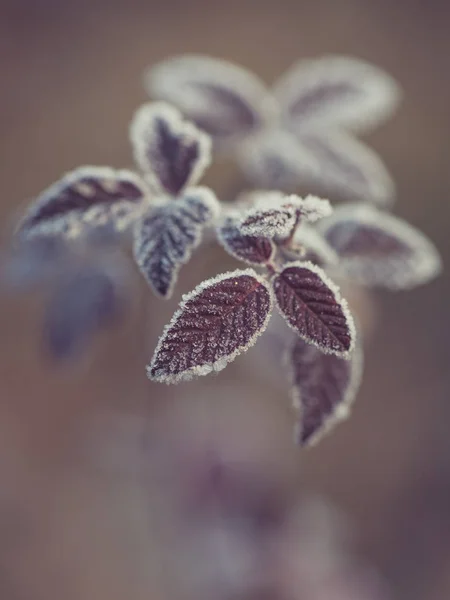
[{"left": 0, "top": 1, "right": 450, "bottom": 599}]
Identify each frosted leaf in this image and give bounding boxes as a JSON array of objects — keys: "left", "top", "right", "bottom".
[
  {"left": 217, "top": 216, "right": 275, "bottom": 265},
  {"left": 296, "top": 130, "right": 395, "bottom": 206},
  {"left": 274, "top": 55, "right": 401, "bottom": 133},
  {"left": 43, "top": 265, "right": 126, "bottom": 361},
  {"left": 133, "top": 187, "right": 219, "bottom": 298},
  {"left": 238, "top": 129, "right": 318, "bottom": 192},
  {"left": 17, "top": 167, "right": 147, "bottom": 239},
  {"left": 287, "top": 224, "right": 339, "bottom": 268},
  {"left": 318, "top": 203, "right": 442, "bottom": 289},
  {"left": 287, "top": 337, "right": 363, "bottom": 446},
  {"left": 237, "top": 192, "right": 297, "bottom": 238},
  {"left": 148, "top": 269, "right": 274, "bottom": 383},
  {"left": 144, "top": 55, "right": 273, "bottom": 142},
  {"left": 273, "top": 261, "right": 355, "bottom": 357},
  {"left": 130, "top": 103, "right": 211, "bottom": 196},
  {"left": 299, "top": 195, "right": 333, "bottom": 222},
  {"left": 237, "top": 192, "right": 332, "bottom": 239}
]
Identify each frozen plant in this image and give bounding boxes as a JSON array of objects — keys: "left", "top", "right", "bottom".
[
  {"left": 145, "top": 54, "right": 401, "bottom": 204},
  {"left": 5, "top": 54, "right": 442, "bottom": 447}
]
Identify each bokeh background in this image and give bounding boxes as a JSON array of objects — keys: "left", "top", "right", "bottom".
[{"left": 0, "top": 1, "right": 449, "bottom": 599}]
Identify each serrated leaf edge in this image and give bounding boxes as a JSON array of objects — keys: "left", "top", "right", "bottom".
[
  {"left": 147, "top": 268, "right": 274, "bottom": 384},
  {"left": 273, "top": 260, "right": 356, "bottom": 358}
]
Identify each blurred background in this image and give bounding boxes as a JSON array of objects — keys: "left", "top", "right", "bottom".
[{"left": 0, "top": 1, "right": 449, "bottom": 599}]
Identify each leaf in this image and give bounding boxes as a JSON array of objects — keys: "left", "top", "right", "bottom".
[
  {"left": 237, "top": 192, "right": 298, "bottom": 238},
  {"left": 238, "top": 129, "right": 318, "bottom": 192},
  {"left": 1, "top": 236, "right": 69, "bottom": 290},
  {"left": 18, "top": 167, "right": 147, "bottom": 239},
  {"left": 130, "top": 103, "right": 211, "bottom": 196},
  {"left": 43, "top": 265, "right": 126, "bottom": 361},
  {"left": 133, "top": 187, "right": 220, "bottom": 298},
  {"left": 285, "top": 224, "right": 339, "bottom": 268},
  {"left": 287, "top": 338, "right": 363, "bottom": 447},
  {"left": 295, "top": 130, "right": 395, "bottom": 205},
  {"left": 274, "top": 55, "right": 401, "bottom": 133},
  {"left": 217, "top": 216, "right": 275, "bottom": 265},
  {"left": 144, "top": 54, "right": 273, "bottom": 142},
  {"left": 273, "top": 261, "right": 355, "bottom": 356},
  {"left": 318, "top": 203, "right": 442, "bottom": 289},
  {"left": 148, "top": 269, "right": 274, "bottom": 383}
]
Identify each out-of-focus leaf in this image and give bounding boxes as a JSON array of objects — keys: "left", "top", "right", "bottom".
[
  {"left": 274, "top": 55, "right": 401, "bottom": 133},
  {"left": 133, "top": 188, "right": 219, "bottom": 298},
  {"left": 295, "top": 130, "right": 395, "bottom": 205},
  {"left": 288, "top": 337, "right": 363, "bottom": 446},
  {"left": 18, "top": 166, "right": 147, "bottom": 239},
  {"left": 273, "top": 261, "right": 355, "bottom": 356},
  {"left": 148, "top": 269, "right": 273, "bottom": 383},
  {"left": 43, "top": 265, "right": 126, "bottom": 361},
  {"left": 238, "top": 129, "right": 318, "bottom": 192},
  {"left": 130, "top": 103, "right": 211, "bottom": 196},
  {"left": 144, "top": 55, "right": 273, "bottom": 142},
  {"left": 1, "top": 236, "right": 68, "bottom": 290},
  {"left": 217, "top": 216, "right": 275, "bottom": 265},
  {"left": 318, "top": 203, "right": 442, "bottom": 289}
]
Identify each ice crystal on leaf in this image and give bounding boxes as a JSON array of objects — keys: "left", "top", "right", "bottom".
[
  {"left": 144, "top": 55, "right": 275, "bottom": 144},
  {"left": 17, "top": 166, "right": 148, "bottom": 240},
  {"left": 217, "top": 216, "right": 275, "bottom": 265},
  {"left": 130, "top": 102, "right": 211, "bottom": 196},
  {"left": 148, "top": 269, "right": 274, "bottom": 383},
  {"left": 272, "top": 261, "right": 355, "bottom": 357},
  {"left": 18, "top": 103, "right": 219, "bottom": 299},
  {"left": 133, "top": 188, "right": 219, "bottom": 297},
  {"left": 288, "top": 337, "right": 363, "bottom": 446},
  {"left": 236, "top": 192, "right": 332, "bottom": 239},
  {"left": 318, "top": 203, "right": 442, "bottom": 289},
  {"left": 145, "top": 54, "right": 400, "bottom": 204}
]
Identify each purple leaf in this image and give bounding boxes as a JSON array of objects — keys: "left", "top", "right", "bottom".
[
  {"left": 273, "top": 262, "right": 355, "bottom": 356},
  {"left": 295, "top": 130, "right": 395, "bottom": 205},
  {"left": 18, "top": 167, "right": 147, "bottom": 239},
  {"left": 1, "top": 236, "right": 69, "bottom": 290},
  {"left": 239, "top": 129, "right": 318, "bottom": 192},
  {"left": 318, "top": 203, "right": 442, "bottom": 289},
  {"left": 148, "top": 269, "right": 273, "bottom": 383},
  {"left": 288, "top": 337, "right": 363, "bottom": 447},
  {"left": 237, "top": 192, "right": 332, "bottom": 239},
  {"left": 144, "top": 55, "right": 272, "bottom": 142},
  {"left": 217, "top": 216, "right": 275, "bottom": 265},
  {"left": 274, "top": 55, "right": 401, "bottom": 133},
  {"left": 43, "top": 265, "right": 127, "bottom": 361},
  {"left": 130, "top": 103, "right": 211, "bottom": 196},
  {"left": 133, "top": 188, "right": 219, "bottom": 298}
]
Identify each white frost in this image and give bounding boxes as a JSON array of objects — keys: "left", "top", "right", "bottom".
[
  {"left": 317, "top": 203, "right": 443, "bottom": 289},
  {"left": 274, "top": 260, "right": 356, "bottom": 358},
  {"left": 129, "top": 102, "right": 212, "bottom": 196},
  {"left": 147, "top": 268, "right": 274, "bottom": 384},
  {"left": 273, "top": 55, "right": 402, "bottom": 133}
]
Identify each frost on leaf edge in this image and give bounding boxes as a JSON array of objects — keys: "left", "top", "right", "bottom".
[
  {"left": 17, "top": 165, "right": 149, "bottom": 240},
  {"left": 274, "top": 54, "right": 402, "bottom": 133},
  {"left": 216, "top": 215, "right": 276, "bottom": 266},
  {"left": 286, "top": 341, "right": 363, "bottom": 448},
  {"left": 133, "top": 186, "right": 220, "bottom": 299},
  {"left": 273, "top": 260, "right": 356, "bottom": 358},
  {"left": 147, "top": 267, "right": 274, "bottom": 384},
  {"left": 129, "top": 102, "right": 212, "bottom": 195},
  {"left": 317, "top": 203, "right": 443, "bottom": 289}
]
